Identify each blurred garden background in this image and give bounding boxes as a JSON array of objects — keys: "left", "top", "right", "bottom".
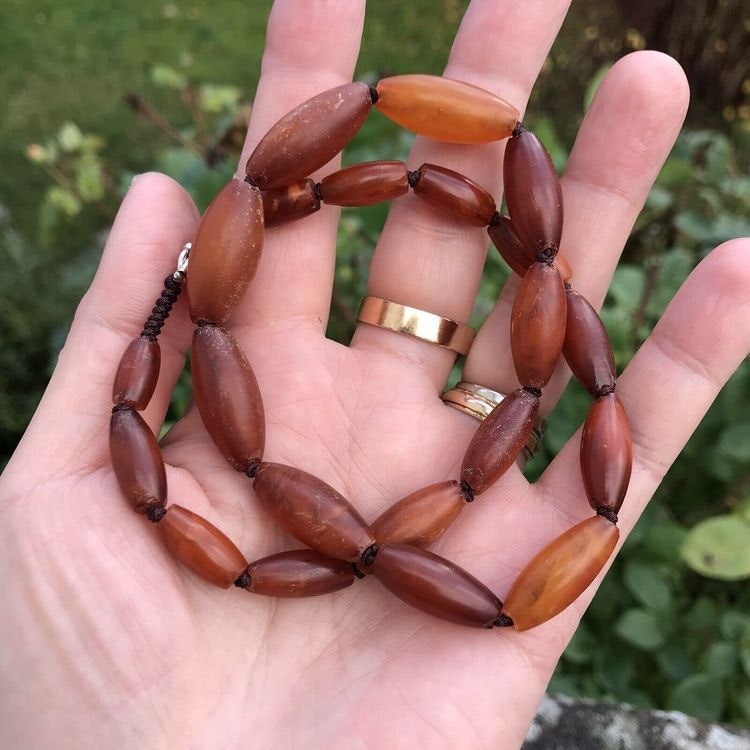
[{"left": 2, "top": 0, "right": 750, "bottom": 728}]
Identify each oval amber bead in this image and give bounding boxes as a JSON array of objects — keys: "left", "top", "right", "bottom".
[
  {"left": 580, "top": 394, "right": 632, "bottom": 513},
  {"left": 461, "top": 388, "right": 540, "bottom": 495},
  {"left": 112, "top": 337, "right": 160, "bottom": 410},
  {"left": 246, "top": 83, "right": 373, "bottom": 190},
  {"left": 375, "top": 74, "right": 518, "bottom": 144},
  {"left": 245, "top": 549, "right": 355, "bottom": 598},
  {"left": 261, "top": 179, "right": 320, "bottom": 227},
  {"left": 372, "top": 480, "right": 465, "bottom": 548},
  {"left": 110, "top": 407, "right": 166, "bottom": 514},
  {"left": 502, "top": 516, "right": 619, "bottom": 632},
  {"left": 320, "top": 160, "right": 408, "bottom": 206},
  {"left": 187, "top": 179, "right": 264, "bottom": 324},
  {"left": 191, "top": 325, "right": 265, "bottom": 472},
  {"left": 510, "top": 262, "right": 567, "bottom": 389},
  {"left": 160, "top": 505, "right": 247, "bottom": 588},
  {"left": 254, "top": 463, "right": 375, "bottom": 563},
  {"left": 503, "top": 128, "right": 563, "bottom": 255},
  {"left": 488, "top": 215, "right": 532, "bottom": 276},
  {"left": 374, "top": 544, "right": 502, "bottom": 628},
  {"left": 554, "top": 253, "right": 573, "bottom": 283},
  {"left": 413, "top": 163, "right": 496, "bottom": 226}
]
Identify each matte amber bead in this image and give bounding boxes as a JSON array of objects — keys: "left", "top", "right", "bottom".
[
  {"left": 254, "top": 463, "right": 375, "bottom": 563},
  {"left": 246, "top": 83, "right": 373, "bottom": 190},
  {"left": 511, "top": 262, "right": 567, "bottom": 389},
  {"left": 244, "top": 550, "right": 355, "bottom": 597},
  {"left": 112, "top": 337, "right": 160, "bottom": 410},
  {"left": 371, "top": 481, "right": 465, "bottom": 548},
  {"left": 374, "top": 544, "right": 502, "bottom": 628},
  {"left": 320, "top": 160, "right": 408, "bottom": 206},
  {"left": 461, "top": 389, "right": 540, "bottom": 495},
  {"left": 191, "top": 325, "right": 265, "bottom": 472},
  {"left": 187, "top": 179, "right": 264, "bottom": 324},
  {"left": 580, "top": 394, "right": 632, "bottom": 514},
  {"left": 375, "top": 74, "right": 518, "bottom": 144},
  {"left": 110, "top": 407, "right": 166, "bottom": 514},
  {"left": 488, "top": 215, "right": 532, "bottom": 276},
  {"left": 261, "top": 179, "right": 320, "bottom": 227},
  {"left": 160, "top": 505, "right": 247, "bottom": 588},
  {"left": 413, "top": 163, "right": 496, "bottom": 226},
  {"left": 502, "top": 516, "right": 619, "bottom": 632}
]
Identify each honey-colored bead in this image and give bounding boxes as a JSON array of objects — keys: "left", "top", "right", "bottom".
[
  {"left": 413, "top": 163, "right": 496, "bottom": 226},
  {"left": 320, "top": 160, "right": 408, "bottom": 206},
  {"left": 502, "top": 516, "right": 619, "bottom": 631},
  {"left": 461, "top": 388, "right": 540, "bottom": 495},
  {"left": 254, "top": 463, "right": 375, "bottom": 563},
  {"left": 261, "top": 179, "right": 320, "bottom": 227},
  {"left": 563, "top": 289, "right": 616, "bottom": 397},
  {"left": 187, "top": 179, "right": 264, "bottom": 324},
  {"left": 109, "top": 407, "right": 166, "bottom": 514},
  {"left": 581, "top": 394, "right": 632, "bottom": 513},
  {"left": 488, "top": 215, "right": 532, "bottom": 276},
  {"left": 554, "top": 253, "right": 573, "bottom": 283},
  {"left": 246, "top": 83, "right": 373, "bottom": 190},
  {"left": 244, "top": 550, "right": 355, "bottom": 597},
  {"left": 510, "top": 262, "right": 567, "bottom": 389},
  {"left": 372, "top": 481, "right": 465, "bottom": 548},
  {"left": 191, "top": 325, "right": 265, "bottom": 472},
  {"left": 373, "top": 544, "right": 502, "bottom": 628},
  {"left": 375, "top": 74, "right": 518, "bottom": 144},
  {"left": 112, "top": 337, "right": 160, "bottom": 410},
  {"left": 160, "top": 505, "right": 247, "bottom": 589}
]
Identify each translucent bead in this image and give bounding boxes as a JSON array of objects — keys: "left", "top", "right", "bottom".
[
  {"left": 261, "top": 179, "right": 320, "bottom": 227},
  {"left": 112, "top": 337, "right": 160, "bottom": 410},
  {"left": 487, "top": 215, "right": 532, "bottom": 277},
  {"left": 320, "top": 160, "right": 408, "bottom": 206},
  {"left": 554, "top": 253, "right": 573, "bottom": 283}
]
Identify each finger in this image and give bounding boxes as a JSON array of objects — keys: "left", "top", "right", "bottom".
[
  {"left": 462, "top": 51, "right": 689, "bottom": 413},
  {"left": 351, "top": 0, "right": 571, "bottom": 389}
]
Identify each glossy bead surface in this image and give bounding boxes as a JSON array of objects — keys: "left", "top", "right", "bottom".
[
  {"left": 110, "top": 407, "right": 166, "bottom": 514},
  {"left": 246, "top": 83, "right": 373, "bottom": 190},
  {"left": 372, "top": 481, "right": 465, "bottom": 548},
  {"left": 461, "top": 389, "right": 540, "bottom": 495},
  {"left": 192, "top": 325, "right": 265, "bottom": 472},
  {"left": 112, "top": 337, "right": 160, "bottom": 410},
  {"left": 503, "top": 516, "right": 619, "bottom": 632},
  {"left": 160, "top": 505, "right": 247, "bottom": 588},
  {"left": 375, "top": 74, "right": 518, "bottom": 144},
  {"left": 187, "top": 179, "right": 264, "bottom": 324},
  {"left": 374, "top": 544, "right": 502, "bottom": 628},
  {"left": 261, "top": 179, "right": 320, "bottom": 227},
  {"left": 413, "top": 163, "right": 496, "bottom": 226},
  {"left": 581, "top": 394, "right": 632, "bottom": 513},
  {"left": 320, "top": 160, "right": 408, "bottom": 206},
  {"left": 554, "top": 253, "right": 573, "bottom": 283},
  {"left": 511, "top": 262, "right": 567, "bottom": 389},
  {"left": 254, "top": 463, "right": 375, "bottom": 563},
  {"left": 488, "top": 215, "right": 532, "bottom": 276},
  {"left": 244, "top": 550, "right": 355, "bottom": 597}
]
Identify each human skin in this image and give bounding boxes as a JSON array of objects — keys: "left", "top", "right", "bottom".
[{"left": 1, "top": 1, "right": 749, "bottom": 748}]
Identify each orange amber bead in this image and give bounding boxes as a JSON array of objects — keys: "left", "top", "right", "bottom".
[
  {"left": 503, "top": 516, "right": 619, "bottom": 631},
  {"left": 554, "top": 253, "right": 573, "bottom": 283},
  {"left": 488, "top": 215, "right": 531, "bottom": 277},
  {"left": 375, "top": 75, "right": 518, "bottom": 144},
  {"left": 112, "top": 337, "right": 160, "bottom": 410},
  {"left": 261, "top": 179, "right": 320, "bottom": 227},
  {"left": 320, "top": 160, "right": 409, "bottom": 206}
]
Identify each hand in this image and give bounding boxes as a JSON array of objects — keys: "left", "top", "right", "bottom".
[{"left": 2, "top": 1, "right": 748, "bottom": 748}]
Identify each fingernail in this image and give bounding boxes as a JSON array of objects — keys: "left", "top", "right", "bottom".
[{"left": 130, "top": 173, "right": 141, "bottom": 186}]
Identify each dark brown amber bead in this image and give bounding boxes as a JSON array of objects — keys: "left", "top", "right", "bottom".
[
  {"left": 254, "top": 463, "right": 375, "bottom": 563},
  {"left": 502, "top": 516, "right": 619, "bottom": 631},
  {"left": 320, "top": 160, "right": 408, "bottom": 206},
  {"left": 186, "top": 179, "right": 264, "bottom": 324},
  {"left": 375, "top": 75, "right": 518, "bottom": 144},
  {"left": 261, "top": 179, "right": 320, "bottom": 227},
  {"left": 191, "top": 326, "right": 265, "bottom": 472},
  {"left": 160, "top": 505, "right": 247, "bottom": 589},
  {"left": 371, "top": 481, "right": 465, "bottom": 548},
  {"left": 374, "top": 544, "right": 502, "bottom": 627},
  {"left": 112, "top": 337, "right": 160, "bottom": 410},
  {"left": 580, "top": 394, "right": 632, "bottom": 513},
  {"left": 110, "top": 407, "right": 166, "bottom": 514},
  {"left": 563, "top": 289, "right": 616, "bottom": 396},
  {"left": 510, "top": 262, "right": 567, "bottom": 389},
  {"left": 488, "top": 215, "right": 532, "bottom": 276},
  {"left": 246, "top": 83, "right": 373, "bottom": 190},
  {"left": 244, "top": 550, "right": 355, "bottom": 597},
  {"left": 504, "top": 128, "right": 563, "bottom": 255},
  {"left": 461, "top": 389, "right": 540, "bottom": 495},
  {"left": 413, "top": 164, "right": 496, "bottom": 226}
]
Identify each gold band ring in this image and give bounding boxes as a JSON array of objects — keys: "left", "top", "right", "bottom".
[{"left": 357, "top": 296, "right": 475, "bottom": 356}]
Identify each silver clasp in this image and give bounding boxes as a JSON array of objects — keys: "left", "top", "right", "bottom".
[{"left": 173, "top": 242, "right": 192, "bottom": 281}]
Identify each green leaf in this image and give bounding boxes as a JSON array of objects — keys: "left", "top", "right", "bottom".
[
  {"left": 46, "top": 186, "right": 81, "bottom": 217},
  {"left": 563, "top": 622, "right": 594, "bottom": 664},
  {"left": 681, "top": 515, "right": 750, "bottom": 580},
  {"left": 584, "top": 64, "right": 611, "bottom": 111},
  {"left": 615, "top": 609, "right": 664, "bottom": 650},
  {"left": 75, "top": 154, "right": 105, "bottom": 202},
  {"left": 150, "top": 64, "right": 188, "bottom": 90},
  {"left": 605, "top": 265, "right": 645, "bottom": 314},
  {"left": 593, "top": 646, "right": 635, "bottom": 690},
  {"left": 57, "top": 122, "right": 83, "bottom": 152},
  {"left": 706, "top": 642, "right": 737, "bottom": 678},
  {"left": 656, "top": 646, "right": 694, "bottom": 681},
  {"left": 720, "top": 611, "right": 750, "bottom": 641},
  {"left": 716, "top": 424, "right": 750, "bottom": 462},
  {"left": 623, "top": 560, "right": 672, "bottom": 610},
  {"left": 198, "top": 83, "right": 241, "bottom": 114},
  {"left": 667, "top": 673, "right": 724, "bottom": 722}
]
